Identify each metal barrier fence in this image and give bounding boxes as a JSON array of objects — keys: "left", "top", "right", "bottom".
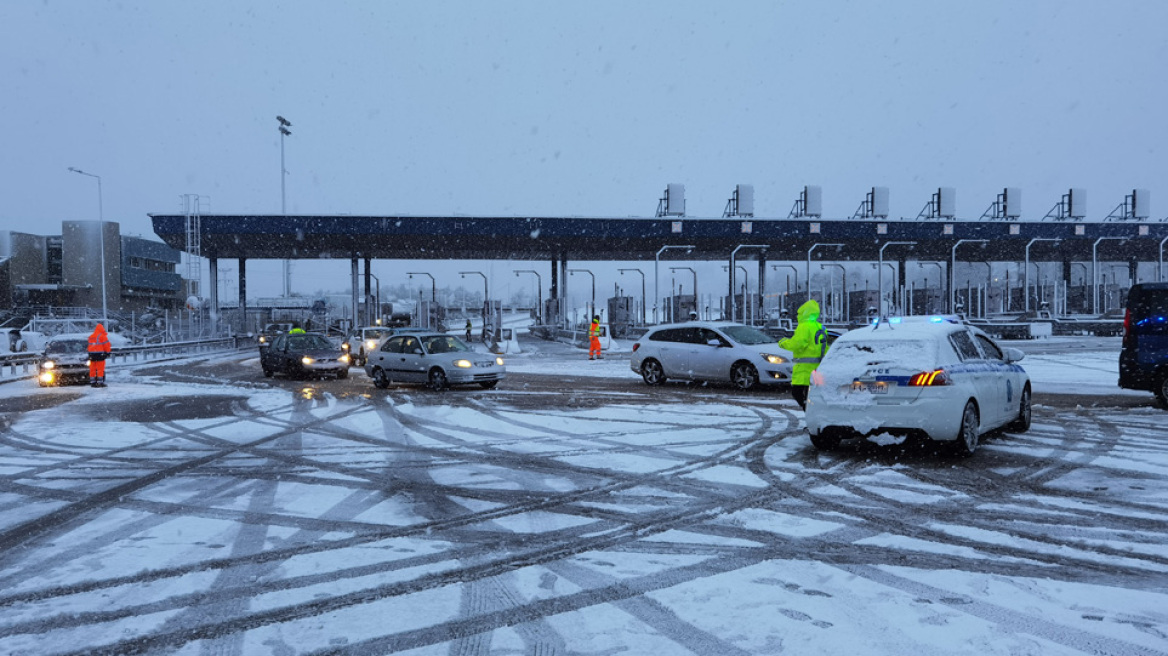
[{"left": 0, "top": 337, "right": 253, "bottom": 381}]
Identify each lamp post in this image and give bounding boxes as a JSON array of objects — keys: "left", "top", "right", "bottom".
[
  {"left": 515, "top": 269, "right": 543, "bottom": 324},
  {"left": 807, "top": 243, "right": 844, "bottom": 300},
  {"left": 820, "top": 263, "right": 847, "bottom": 322},
  {"left": 618, "top": 268, "right": 645, "bottom": 325},
  {"left": 655, "top": 245, "right": 695, "bottom": 324},
  {"left": 722, "top": 265, "right": 750, "bottom": 322},
  {"left": 407, "top": 272, "right": 435, "bottom": 329},
  {"left": 950, "top": 239, "right": 989, "bottom": 314},
  {"left": 1024, "top": 238, "right": 1061, "bottom": 313},
  {"left": 730, "top": 244, "right": 767, "bottom": 324},
  {"left": 368, "top": 273, "right": 381, "bottom": 326},
  {"left": 460, "top": 271, "right": 489, "bottom": 333},
  {"left": 771, "top": 265, "right": 799, "bottom": 314},
  {"left": 878, "top": 241, "right": 917, "bottom": 317},
  {"left": 277, "top": 116, "right": 292, "bottom": 297},
  {"left": 1092, "top": 237, "right": 1126, "bottom": 315},
  {"left": 67, "top": 167, "right": 108, "bottom": 325},
  {"left": 569, "top": 268, "right": 595, "bottom": 321},
  {"left": 670, "top": 267, "right": 697, "bottom": 319},
  {"left": 917, "top": 261, "right": 944, "bottom": 315}
]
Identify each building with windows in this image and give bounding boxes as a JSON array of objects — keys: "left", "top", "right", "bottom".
[{"left": 0, "top": 221, "right": 184, "bottom": 314}]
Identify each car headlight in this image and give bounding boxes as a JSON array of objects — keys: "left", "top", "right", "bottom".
[
  {"left": 495, "top": 357, "right": 504, "bottom": 366},
  {"left": 42, "top": 360, "right": 55, "bottom": 370},
  {"left": 39, "top": 371, "right": 55, "bottom": 384},
  {"left": 259, "top": 336, "right": 267, "bottom": 343},
  {"left": 340, "top": 354, "right": 351, "bottom": 363},
  {"left": 341, "top": 342, "right": 350, "bottom": 351},
  {"left": 365, "top": 340, "right": 378, "bottom": 351},
  {"left": 764, "top": 354, "right": 788, "bottom": 365},
  {"left": 454, "top": 359, "right": 473, "bottom": 368},
  {"left": 301, "top": 356, "right": 315, "bottom": 365}
]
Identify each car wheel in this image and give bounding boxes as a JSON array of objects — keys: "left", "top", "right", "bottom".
[
  {"left": 372, "top": 368, "right": 390, "bottom": 389},
  {"left": 337, "top": 369, "right": 349, "bottom": 380},
  {"left": 641, "top": 359, "right": 666, "bottom": 386},
  {"left": 809, "top": 429, "right": 841, "bottom": 451},
  {"left": 1157, "top": 375, "right": 1168, "bottom": 408},
  {"left": 479, "top": 380, "right": 499, "bottom": 390},
  {"left": 1006, "top": 384, "right": 1032, "bottom": 432},
  {"left": 952, "top": 400, "right": 980, "bottom": 457},
  {"left": 428, "top": 368, "right": 449, "bottom": 391},
  {"left": 730, "top": 362, "right": 759, "bottom": 390},
  {"left": 262, "top": 366, "right": 273, "bottom": 378}
]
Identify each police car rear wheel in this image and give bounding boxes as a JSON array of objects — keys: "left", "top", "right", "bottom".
[
  {"left": 1006, "top": 385, "right": 1032, "bottom": 432},
  {"left": 953, "top": 401, "right": 979, "bottom": 457},
  {"left": 1156, "top": 375, "right": 1168, "bottom": 407}
]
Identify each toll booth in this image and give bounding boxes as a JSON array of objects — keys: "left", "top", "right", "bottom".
[
  {"left": 723, "top": 293, "right": 762, "bottom": 324},
  {"left": 607, "top": 294, "right": 635, "bottom": 337},
  {"left": 417, "top": 300, "right": 446, "bottom": 332},
  {"left": 665, "top": 294, "right": 697, "bottom": 323}
]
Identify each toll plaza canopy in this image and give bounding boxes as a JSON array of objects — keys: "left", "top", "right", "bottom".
[{"left": 151, "top": 213, "right": 1168, "bottom": 263}]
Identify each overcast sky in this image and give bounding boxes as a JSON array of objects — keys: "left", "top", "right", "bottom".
[{"left": 2, "top": 1, "right": 1166, "bottom": 301}]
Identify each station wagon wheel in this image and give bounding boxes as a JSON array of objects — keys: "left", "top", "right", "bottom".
[
  {"left": 952, "top": 400, "right": 980, "bottom": 457},
  {"left": 372, "top": 368, "right": 390, "bottom": 389},
  {"left": 641, "top": 359, "right": 666, "bottom": 386},
  {"left": 730, "top": 362, "right": 759, "bottom": 390},
  {"left": 1006, "top": 384, "right": 1031, "bottom": 432},
  {"left": 428, "top": 368, "right": 449, "bottom": 391}
]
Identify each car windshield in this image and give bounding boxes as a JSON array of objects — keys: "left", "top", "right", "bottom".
[
  {"left": 45, "top": 340, "right": 88, "bottom": 354},
  {"left": 820, "top": 339, "right": 939, "bottom": 375},
  {"left": 364, "top": 329, "right": 393, "bottom": 340},
  {"left": 287, "top": 335, "right": 332, "bottom": 351},
  {"left": 422, "top": 335, "right": 471, "bottom": 354},
  {"left": 720, "top": 325, "right": 773, "bottom": 345}
]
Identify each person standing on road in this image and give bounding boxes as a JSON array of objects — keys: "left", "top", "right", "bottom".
[
  {"left": 87, "top": 323, "right": 111, "bottom": 387},
  {"left": 589, "top": 315, "right": 602, "bottom": 360},
  {"left": 779, "top": 299, "right": 829, "bottom": 410},
  {"left": 465, "top": 319, "right": 473, "bottom": 342}
]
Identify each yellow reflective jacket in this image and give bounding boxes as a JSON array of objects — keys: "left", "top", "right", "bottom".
[{"left": 778, "top": 299, "right": 829, "bottom": 385}]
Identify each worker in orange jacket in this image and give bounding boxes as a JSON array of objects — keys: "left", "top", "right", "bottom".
[
  {"left": 589, "top": 315, "right": 602, "bottom": 360},
  {"left": 87, "top": 323, "right": 111, "bottom": 387}
]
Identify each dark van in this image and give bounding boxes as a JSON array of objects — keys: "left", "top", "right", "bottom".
[{"left": 1119, "top": 282, "right": 1168, "bottom": 406}]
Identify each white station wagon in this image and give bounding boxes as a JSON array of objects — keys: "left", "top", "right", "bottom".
[
  {"left": 630, "top": 321, "right": 793, "bottom": 390},
  {"left": 805, "top": 316, "right": 1031, "bottom": 456}
]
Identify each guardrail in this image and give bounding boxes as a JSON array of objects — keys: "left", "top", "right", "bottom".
[{"left": 0, "top": 337, "right": 255, "bottom": 381}]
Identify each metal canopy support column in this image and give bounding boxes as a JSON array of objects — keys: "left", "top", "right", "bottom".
[
  {"left": 898, "top": 259, "right": 908, "bottom": 314},
  {"left": 364, "top": 257, "right": 372, "bottom": 326},
  {"left": 1063, "top": 260, "right": 1073, "bottom": 316},
  {"left": 209, "top": 257, "right": 219, "bottom": 331},
  {"left": 550, "top": 254, "right": 559, "bottom": 322},
  {"left": 757, "top": 252, "right": 767, "bottom": 322},
  {"left": 351, "top": 257, "right": 359, "bottom": 331},
  {"left": 560, "top": 255, "right": 569, "bottom": 325},
  {"left": 238, "top": 258, "right": 247, "bottom": 335}
]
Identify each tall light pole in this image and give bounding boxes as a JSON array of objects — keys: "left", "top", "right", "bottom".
[
  {"left": 618, "top": 268, "right": 645, "bottom": 325},
  {"left": 821, "top": 263, "right": 847, "bottom": 322},
  {"left": 655, "top": 245, "right": 695, "bottom": 324},
  {"left": 277, "top": 116, "right": 292, "bottom": 297},
  {"left": 730, "top": 244, "right": 767, "bottom": 324},
  {"left": 408, "top": 272, "right": 436, "bottom": 329},
  {"left": 460, "top": 271, "right": 489, "bottom": 332},
  {"left": 1092, "top": 237, "right": 1126, "bottom": 315},
  {"left": 1024, "top": 238, "right": 1061, "bottom": 313},
  {"left": 807, "top": 243, "right": 844, "bottom": 300},
  {"left": 569, "top": 268, "right": 595, "bottom": 321},
  {"left": 771, "top": 265, "right": 799, "bottom": 315},
  {"left": 515, "top": 269, "right": 543, "bottom": 324},
  {"left": 67, "top": 167, "right": 108, "bottom": 325},
  {"left": 722, "top": 265, "right": 750, "bottom": 322},
  {"left": 670, "top": 266, "right": 697, "bottom": 319},
  {"left": 951, "top": 239, "right": 989, "bottom": 314},
  {"left": 878, "top": 241, "right": 917, "bottom": 317},
  {"left": 369, "top": 273, "right": 380, "bottom": 325},
  {"left": 917, "top": 261, "right": 944, "bottom": 315}
]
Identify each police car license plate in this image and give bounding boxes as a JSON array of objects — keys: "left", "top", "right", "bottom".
[{"left": 853, "top": 381, "right": 888, "bottom": 394}]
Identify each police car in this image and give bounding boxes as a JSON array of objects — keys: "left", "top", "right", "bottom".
[{"left": 805, "top": 316, "right": 1031, "bottom": 456}]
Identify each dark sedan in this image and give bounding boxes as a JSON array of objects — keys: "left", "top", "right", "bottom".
[{"left": 260, "top": 332, "right": 350, "bottom": 379}]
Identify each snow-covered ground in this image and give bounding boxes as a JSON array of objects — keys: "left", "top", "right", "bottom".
[{"left": 0, "top": 328, "right": 1163, "bottom": 655}]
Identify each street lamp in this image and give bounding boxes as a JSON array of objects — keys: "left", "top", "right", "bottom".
[
  {"left": 408, "top": 272, "right": 436, "bottom": 329},
  {"left": 569, "top": 269, "right": 596, "bottom": 320},
  {"left": 722, "top": 265, "right": 749, "bottom": 322},
  {"left": 771, "top": 265, "right": 799, "bottom": 314},
  {"left": 655, "top": 245, "right": 695, "bottom": 324},
  {"left": 1024, "top": 238, "right": 1061, "bottom": 313},
  {"left": 878, "top": 241, "right": 917, "bottom": 317},
  {"left": 515, "top": 269, "right": 543, "bottom": 324},
  {"left": 730, "top": 244, "right": 767, "bottom": 324},
  {"left": 460, "top": 271, "right": 489, "bottom": 333},
  {"left": 918, "top": 261, "right": 944, "bottom": 314},
  {"left": 1092, "top": 237, "right": 1126, "bottom": 315},
  {"left": 277, "top": 116, "right": 293, "bottom": 297},
  {"left": 821, "top": 263, "right": 847, "bottom": 322},
  {"left": 368, "top": 273, "right": 381, "bottom": 326},
  {"left": 67, "top": 167, "right": 108, "bottom": 325},
  {"left": 951, "top": 239, "right": 989, "bottom": 314},
  {"left": 618, "top": 268, "right": 645, "bottom": 325},
  {"left": 807, "top": 243, "right": 844, "bottom": 300}
]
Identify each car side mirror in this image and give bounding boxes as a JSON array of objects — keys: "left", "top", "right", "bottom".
[
  {"left": 707, "top": 339, "right": 722, "bottom": 347},
  {"left": 1002, "top": 347, "right": 1025, "bottom": 363}
]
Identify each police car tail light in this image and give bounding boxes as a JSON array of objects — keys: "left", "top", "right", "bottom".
[{"left": 908, "top": 369, "right": 952, "bottom": 386}]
